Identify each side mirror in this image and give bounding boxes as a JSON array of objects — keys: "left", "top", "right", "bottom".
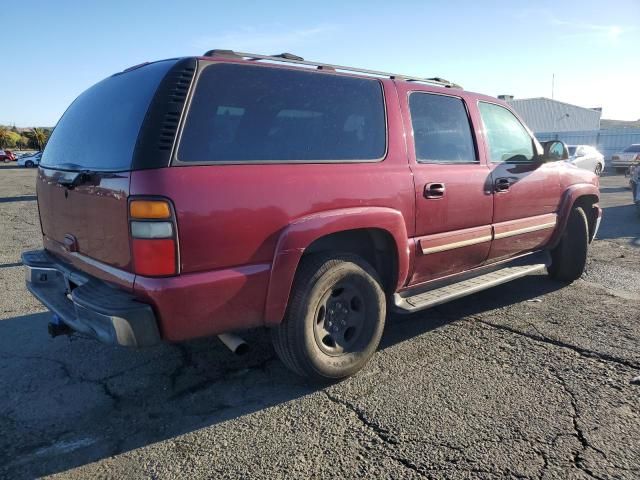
[{"left": 541, "top": 140, "right": 569, "bottom": 162}]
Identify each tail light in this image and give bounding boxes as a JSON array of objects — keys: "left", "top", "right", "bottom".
[
  {"left": 129, "top": 199, "right": 178, "bottom": 276},
  {"left": 635, "top": 154, "right": 640, "bottom": 162}
]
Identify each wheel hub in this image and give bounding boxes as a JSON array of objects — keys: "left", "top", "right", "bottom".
[{"left": 314, "top": 285, "right": 365, "bottom": 355}]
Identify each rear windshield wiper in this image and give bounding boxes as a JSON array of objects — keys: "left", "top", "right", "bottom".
[{"left": 56, "top": 170, "right": 96, "bottom": 189}]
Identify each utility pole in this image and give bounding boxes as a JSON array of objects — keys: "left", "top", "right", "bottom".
[{"left": 552, "top": 73, "right": 555, "bottom": 100}]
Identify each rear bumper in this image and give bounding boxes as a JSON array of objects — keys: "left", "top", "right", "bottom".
[{"left": 22, "top": 250, "right": 160, "bottom": 347}]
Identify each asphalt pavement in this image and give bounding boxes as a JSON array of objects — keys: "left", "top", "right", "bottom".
[{"left": 0, "top": 165, "right": 638, "bottom": 479}]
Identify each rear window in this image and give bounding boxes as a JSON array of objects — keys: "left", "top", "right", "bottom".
[
  {"left": 623, "top": 145, "right": 640, "bottom": 153},
  {"left": 41, "top": 60, "right": 176, "bottom": 171},
  {"left": 177, "top": 64, "right": 386, "bottom": 163}
]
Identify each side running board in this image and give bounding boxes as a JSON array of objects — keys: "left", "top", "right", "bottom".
[{"left": 394, "top": 252, "right": 551, "bottom": 313}]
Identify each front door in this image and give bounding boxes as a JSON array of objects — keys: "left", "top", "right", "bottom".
[
  {"left": 399, "top": 88, "right": 494, "bottom": 285},
  {"left": 477, "top": 101, "right": 561, "bottom": 263}
]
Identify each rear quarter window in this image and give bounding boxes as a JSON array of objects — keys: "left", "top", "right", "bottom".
[{"left": 177, "top": 64, "right": 387, "bottom": 163}]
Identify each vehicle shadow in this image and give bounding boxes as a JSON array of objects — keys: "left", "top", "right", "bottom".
[
  {"left": 0, "top": 261, "right": 22, "bottom": 269},
  {"left": 0, "top": 274, "right": 564, "bottom": 478},
  {"left": 0, "top": 165, "right": 27, "bottom": 170},
  {"left": 597, "top": 203, "right": 640, "bottom": 246},
  {"left": 0, "top": 195, "right": 37, "bottom": 204}
]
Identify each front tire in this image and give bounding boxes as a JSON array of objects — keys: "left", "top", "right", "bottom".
[
  {"left": 25, "top": 161, "right": 34, "bottom": 168},
  {"left": 548, "top": 207, "right": 589, "bottom": 282},
  {"left": 271, "top": 254, "right": 386, "bottom": 381},
  {"left": 594, "top": 163, "right": 602, "bottom": 176}
]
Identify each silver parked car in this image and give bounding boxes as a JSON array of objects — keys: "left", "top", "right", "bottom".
[
  {"left": 567, "top": 145, "right": 605, "bottom": 176},
  {"left": 611, "top": 144, "right": 640, "bottom": 173}
]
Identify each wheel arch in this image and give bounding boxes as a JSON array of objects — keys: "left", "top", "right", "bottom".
[
  {"left": 264, "top": 207, "right": 410, "bottom": 325},
  {"left": 549, "top": 184, "right": 601, "bottom": 248}
]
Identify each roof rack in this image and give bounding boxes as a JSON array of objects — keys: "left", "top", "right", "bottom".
[{"left": 202, "top": 50, "right": 462, "bottom": 89}]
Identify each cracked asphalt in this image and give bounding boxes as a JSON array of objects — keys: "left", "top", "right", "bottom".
[{"left": 0, "top": 165, "right": 638, "bottom": 479}]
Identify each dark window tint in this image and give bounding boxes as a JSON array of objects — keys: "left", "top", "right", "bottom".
[
  {"left": 479, "top": 102, "right": 534, "bottom": 163},
  {"left": 568, "top": 146, "right": 577, "bottom": 155},
  {"left": 624, "top": 145, "right": 640, "bottom": 153},
  {"left": 178, "top": 64, "right": 386, "bottom": 162},
  {"left": 41, "top": 60, "right": 176, "bottom": 171},
  {"left": 409, "top": 93, "right": 476, "bottom": 163}
]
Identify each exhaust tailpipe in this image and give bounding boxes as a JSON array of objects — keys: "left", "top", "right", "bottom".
[{"left": 218, "top": 333, "right": 249, "bottom": 355}]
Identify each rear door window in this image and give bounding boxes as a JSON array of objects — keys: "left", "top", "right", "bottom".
[
  {"left": 177, "top": 64, "right": 386, "bottom": 163},
  {"left": 409, "top": 93, "right": 477, "bottom": 163}
]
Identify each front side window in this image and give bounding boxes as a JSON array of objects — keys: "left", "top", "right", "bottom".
[
  {"left": 624, "top": 145, "right": 640, "bottom": 153},
  {"left": 178, "top": 64, "right": 386, "bottom": 162},
  {"left": 409, "top": 93, "right": 476, "bottom": 163},
  {"left": 479, "top": 102, "right": 534, "bottom": 163}
]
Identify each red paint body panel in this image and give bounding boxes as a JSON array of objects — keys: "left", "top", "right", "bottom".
[
  {"left": 394, "top": 82, "right": 494, "bottom": 283},
  {"left": 133, "top": 263, "right": 270, "bottom": 341},
  {"left": 42, "top": 236, "right": 135, "bottom": 290},
  {"left": 37, "top": 169, "right": 133, "bottom": 270}
]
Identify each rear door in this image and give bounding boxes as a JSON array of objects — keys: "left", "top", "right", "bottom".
[
  {"left": 397, "top": 85, "right": 493, "bottom": 285},
  {"left": 477, "top": 101, "right": 561, "bottom": 262},
  {"left": 37, "top": 60, "right": 179, "bottom": 273}
]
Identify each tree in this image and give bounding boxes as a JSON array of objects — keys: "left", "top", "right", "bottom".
[
  {"left": 17, "top": 136, "right": 29, "bottom": 150},
  {"left": 29, "top": 128, "right": 50, "bottom": 151},
  {"left": 0, "top": 126, "right": 9, "bottom": 148}
]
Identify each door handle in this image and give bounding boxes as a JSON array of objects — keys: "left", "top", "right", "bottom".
[
  {"left": 424, "top": 182, "right": 446, "bottom": 199},
  {"left": 495, "top": 178, "right": 510, "bottom": 193}
]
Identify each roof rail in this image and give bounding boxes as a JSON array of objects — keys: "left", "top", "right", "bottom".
[{"left": 202, "top": 50, "right": 462, "bottom": 89}]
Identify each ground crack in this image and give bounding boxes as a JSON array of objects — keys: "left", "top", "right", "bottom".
[
  {"left": 547, "top": 367, "right": 608, "bottom": 480},
  {"left": 471, "top": 317, "right": 639, "bottom": 370},
  {"left": 323, "top": 390, "right": 397, "bottom": 445}
]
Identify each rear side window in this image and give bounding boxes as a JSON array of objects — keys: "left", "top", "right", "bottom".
[
  {"left": 478, "top": 102, "right": 534, "bottom": 163},
  {"left": 41, "top": 60, "right": 176, "bottom": 171},
  {"left": 409, "top": 93, "right": 476, "bottom": 163},
  {"left": 177, "top": 64, "right": 386, "bottom": 163}
]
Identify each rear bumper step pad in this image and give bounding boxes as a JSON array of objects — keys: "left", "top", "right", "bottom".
[{"left": 22, "top": 249, "right": 160, "bottom": 347}]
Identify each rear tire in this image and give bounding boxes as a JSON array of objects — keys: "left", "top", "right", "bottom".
[
  {"left": 271, "top": 253, "right": 386, "bottom": 381},
  {"left": 548, "top": 207, "right": 589, "bottom": 282}
]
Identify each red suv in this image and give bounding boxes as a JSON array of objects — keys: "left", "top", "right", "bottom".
[{"left": 23, "top": 50, "right": 601, "bottom": 380}]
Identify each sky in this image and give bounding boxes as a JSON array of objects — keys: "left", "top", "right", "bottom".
[{"left": 1, "top": 0, "right": 639, "bottom": 126}]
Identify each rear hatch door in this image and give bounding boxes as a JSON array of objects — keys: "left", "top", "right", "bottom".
[{"left": 38, "top": 60, "right": 178, "bottom": 273}]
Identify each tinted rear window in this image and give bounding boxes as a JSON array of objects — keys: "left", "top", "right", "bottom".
[
  {"left": 409, "top": 93, "right": 476, "bottom": 163},
  {"left": 624, "top": 145, "right": 640, "bottom": 153},
  {"left": 41, "top": 60, "right": 176, "bottom": 171},
  {"left": 178, "top": 64, "right": 386, "bottom": 162}
]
